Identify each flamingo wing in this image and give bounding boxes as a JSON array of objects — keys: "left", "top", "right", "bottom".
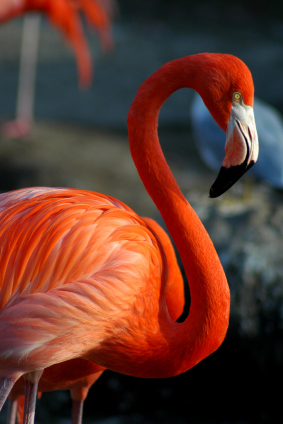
[{"left": 0, "top": 187, "right": 167, "bottom": 376}]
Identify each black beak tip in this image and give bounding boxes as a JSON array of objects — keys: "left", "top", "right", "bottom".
[
  {"left": 209, "top": 165, "right": 236, "bottom": 198},
  {"left": 209, "top": 187, "right": 220, "bottom": 198},
  {"left": 209, "top": 161, "right": 255, "bottom": 198}
]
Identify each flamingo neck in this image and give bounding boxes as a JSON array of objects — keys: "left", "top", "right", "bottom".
[{"left": 127, "top": 55, "right": 230, "bottom": 376}]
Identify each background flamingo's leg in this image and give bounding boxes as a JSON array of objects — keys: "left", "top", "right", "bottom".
[{"left": 16, "top": 14, "right": 41, "bottom": 125}]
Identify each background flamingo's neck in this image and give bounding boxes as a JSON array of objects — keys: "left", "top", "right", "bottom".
[{"left": 127, "top": 55, "right": 230, "bottom": 376}]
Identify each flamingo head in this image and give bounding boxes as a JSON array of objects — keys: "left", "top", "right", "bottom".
[{"left": 194, "top": 53, "right": 259, "bottom": 198}]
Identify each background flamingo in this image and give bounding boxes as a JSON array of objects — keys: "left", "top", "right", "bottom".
[
  {"left": 0, "top": 52, "right": 258, "bottom": 424},
  {"left": 0, "top": 0, "right": 115, "bottom": 137}
]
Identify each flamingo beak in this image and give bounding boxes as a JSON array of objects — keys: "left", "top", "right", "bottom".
[{"left": 209, "top": 101, "right": 258, "bottom": 198}]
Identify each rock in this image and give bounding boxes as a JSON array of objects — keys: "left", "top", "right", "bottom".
[{"left": 186, "top": 181, "right": 283, "bottom": 341}]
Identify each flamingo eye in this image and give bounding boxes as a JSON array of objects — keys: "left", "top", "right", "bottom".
[{"left": 233, "top": 92, "right": 242, "bottom": 102}]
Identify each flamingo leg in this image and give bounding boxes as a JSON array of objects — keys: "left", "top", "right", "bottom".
[
  {"left": 71, "top": 400, "right": 84, "bottom": 424},
  {"left": 22, "top": 381, "right": 38, "bottom": 424},
  {"left": 0, "top": 378, "right": 15, "bottom": 411},
  {"left": 16, "top": 14, "right": 41, "bottom": 125},
  {"left": 6, "top": 398, "right": 18, "bottom": 424}
]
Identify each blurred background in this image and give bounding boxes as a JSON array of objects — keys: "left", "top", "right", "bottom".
[{"left": 1, "top": 0, "right": 283, "bottom": 423}]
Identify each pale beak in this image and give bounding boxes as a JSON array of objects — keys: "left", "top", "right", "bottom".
[{"left": 209, "top": 102, "right": 258, "bottom": 198}]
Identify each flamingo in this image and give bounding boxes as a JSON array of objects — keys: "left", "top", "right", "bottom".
[
  {"left": 0, "top": 0, "right": 114, "bottom": 87},
  {"left": 0, "top": 53, "right": 258, "bottom": 424},
  {"left": 5, "top": 217, "right": 184, "bottom": 424},
  {"left": 0, "top": 0, "right": 114, "bottom": 137}
]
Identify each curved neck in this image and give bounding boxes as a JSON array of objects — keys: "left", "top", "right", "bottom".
[{"left": 127, "top": 56, "right": 230, "bottom": 376}]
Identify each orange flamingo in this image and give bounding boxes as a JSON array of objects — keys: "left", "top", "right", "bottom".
[
  {"left": 0, "top": 53, "right": 258, "bottom": 424},
  {"left": 6, "top": 217, "right": 184, "bottom": 424}
]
